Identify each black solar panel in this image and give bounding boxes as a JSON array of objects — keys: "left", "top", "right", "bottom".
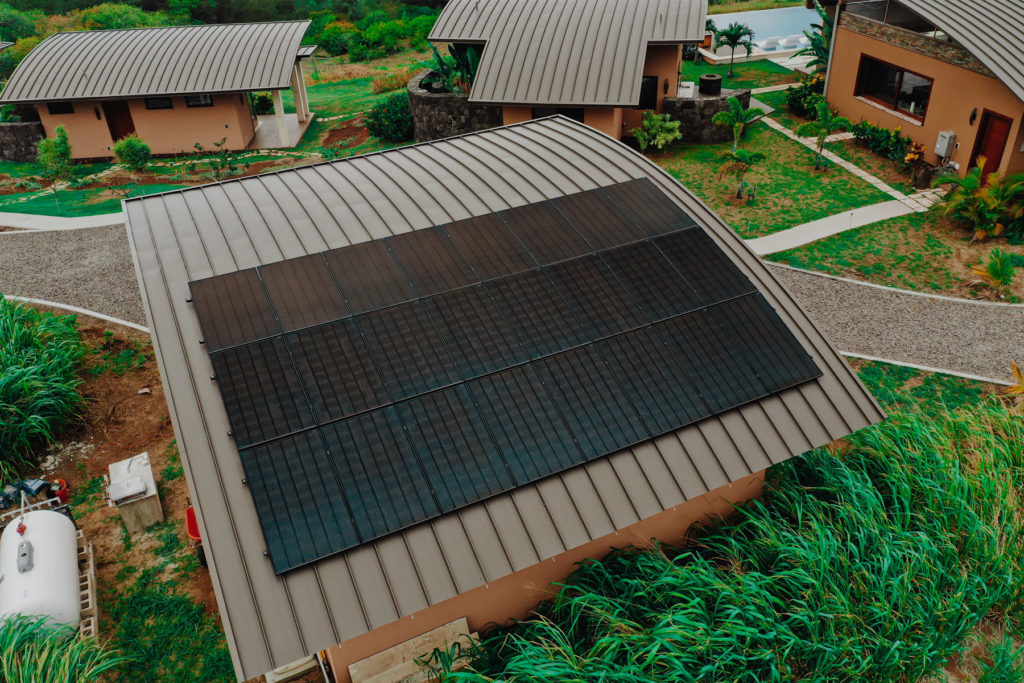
[
  {"left": 240, "top": 430, "right": 360, "bottom": 573},
  {"left": 601, "top": 178, "right": 699, "bottom": 236},
  {"left": 443, "top": 213, "right": 537, "bottom": 281},
  {"left": 258, "top": 254, "right": 348, "bottom": 332},
  {"left": 210, "top": 337, "right": 315, "bottom": 448},
  {"left": 188, "top": 180, "right": 823, "bottom": 574},
  {"left": 324, "top": 240, "right": 415, "bottom": 314},
  {"left": 190, "top": 269, "right": 279, "bottom": 351},
  {"left": 499, "top": 200, "right": 592, "bottom": 264},
  {"left": 386, "top": 227, "right": 478, "bottom": 296}
]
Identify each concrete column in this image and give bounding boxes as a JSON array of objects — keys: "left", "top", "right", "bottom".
[
  {"left": 295, "top": 60, "right": 310, "bottom": 119},
  {"left": 272, "top": 89, "right": 288, "bottom": 147},
  {"left": 290, "top": 64, "right": 307, "bottom": 124}
]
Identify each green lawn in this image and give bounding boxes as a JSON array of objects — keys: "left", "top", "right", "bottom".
[
  {"left": 655, "top": 122, "right": 891, "bottom": 238},
  {"left": 0, "top": 183, "right": 190, "bottom": 216},
  {"left": 708, "top": 0, "right": 804, "bottom": 14},
  {"left": 752, "top": 87, "right": 805, "bottom": 130},
  {"left": 680, "top": 58, "right": 798, "bottom": 91},
  {"left": 765, "top": 211, "right": 1024, "bottom": 299},
  {"left": 283, "top": 76, "right": 392, "bottom": 119}
]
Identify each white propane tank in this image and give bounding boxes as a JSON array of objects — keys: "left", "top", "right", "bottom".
[{"left": 0, "top": 510, "right": 80, "bottom": 629}]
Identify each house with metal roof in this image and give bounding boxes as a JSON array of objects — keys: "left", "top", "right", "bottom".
[
  {"left": 123, "top": 116, "right": 883, "bottom": 682},
  {"left": 826, "top": 0, "right": 1024, "bottom": 178},
  {"left": 427, "top": 0, "right": 707, "bottom": 140},
  {"left": 0, "top": 21, "right": 314, "bottom": 159}
]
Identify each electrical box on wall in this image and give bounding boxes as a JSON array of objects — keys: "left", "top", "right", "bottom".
[{"left": 935, "top": 130, "right": 957, "bottom": 158}]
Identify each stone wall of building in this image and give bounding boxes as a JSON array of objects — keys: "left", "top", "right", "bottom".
[
  {"left": 407, "top": 70, "right": 503, "bottom": 143},
  {"left": 0, "top": 122, "right": 44, "bottom": 162},
  {"left": 840, "top": 12, "right": 994, "bottom": 77},
  {"left": 663, "top": 89, "right": 751, "bottom": 144}
]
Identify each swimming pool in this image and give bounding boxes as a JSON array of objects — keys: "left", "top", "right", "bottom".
[{"left": 711, "top": 6, "right": 819, "bottom": 42}]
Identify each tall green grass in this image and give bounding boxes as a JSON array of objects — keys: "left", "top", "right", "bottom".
[
  {"left": 0, "top": 615, "right": 128, "bottom": 682},
  {"left": 0, "top": 296, "right": 86, "bottom": 481},
  {"left": 433, "top": 403, "right": 1024, "bottom": 682}
]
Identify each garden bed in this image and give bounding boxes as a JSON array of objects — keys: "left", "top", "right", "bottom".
[
  {"left": 654, "top": 121, "right": 892, "bottom": 238},
  {"left": 766, "top": 211, "right": 1024, "bottom": 301}
]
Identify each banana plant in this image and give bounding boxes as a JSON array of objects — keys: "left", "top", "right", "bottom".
[{"left": 795, "top": 0, "right": 833, "bottom": 73}]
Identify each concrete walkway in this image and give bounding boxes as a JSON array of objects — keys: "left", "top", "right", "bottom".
[
  {"left": 770, "top": 263, "right": 1023, "bottom": 384},
  {"left": 0, "top": 211, "right": 124, "bottom": 231},
  {"left": 747, "top": 199, "right": 916, "bottom": 254}
]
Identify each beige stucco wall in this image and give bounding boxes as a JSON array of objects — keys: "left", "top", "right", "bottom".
[
  {"left": 584, "top": 107, "right": 624, "bottom": 138},
  {"left": 323, "top": 470, "right": 766, "bottom": 682},
  {"left": 827, "top": 25, "right": 1024, "bottom": 174},
  {"left": 35, "top": 93, "right": 256, "bottom": 159}
]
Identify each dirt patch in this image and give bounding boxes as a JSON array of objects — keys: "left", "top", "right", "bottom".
[
  {"left": 324, "top": 118, "right": 371, "bottom": 149},
  {"left": 17, "top": 312, "right": 219, "bottom": 625}
]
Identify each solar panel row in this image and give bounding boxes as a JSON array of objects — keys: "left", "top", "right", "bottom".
[
  {"left": 189, "top": 178, "right": 700, "bottom": 353},
  {"left": 190, "top": 179, "right": 822, "bottom": 574}
]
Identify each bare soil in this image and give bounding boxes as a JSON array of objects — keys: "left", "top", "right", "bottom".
[{"left": 324, "top": 117, "right": 371, "bottom": 149}]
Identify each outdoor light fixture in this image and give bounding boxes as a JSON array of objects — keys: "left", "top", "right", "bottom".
[
  {"left": 664, "top": 79, "right": 669, "bottom": 94},
  {"left": 970, "top": 108, "right": 978, "bottom": 125}
]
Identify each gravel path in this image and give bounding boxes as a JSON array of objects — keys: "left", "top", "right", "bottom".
[
  {"left": 770, "top": 264, "right": 1024, "bottom": 383},
  {"left": 0, "top": 223, "right": 146, "bottom": 325}
]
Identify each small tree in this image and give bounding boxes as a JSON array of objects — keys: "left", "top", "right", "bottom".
[
  {"left": 112, "top": 134, "right": 151, "bottom": 177},
  {"left": 796, "top": 100, "right": 851, "bottom": 170},
  {"left": 721, "top": 148, "right": 765, "bottom": 200},
  {"left": 714, "top": 22, "right": 755, "bottom": 77},
  {"left": 631, "top": 111, "right": 682, "bottom": 154},
  {"left": 711, "top": 96, "right": 765, "bottom": 152},
  {"left": 36, "top": 124, "right": 74, "bottom": 212}
]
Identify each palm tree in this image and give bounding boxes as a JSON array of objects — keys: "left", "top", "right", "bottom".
[
  {"left": 714, "top": 23, "right": 755, "bottom": 77},
  {"left": 712, "top": 96, "right": 765, "bottom": 152},
  {"left": 795, "top": 0, "right": 833, "bottom": 73},
  {"left": 796, "top": 100, "right": 851, "bottom": 170},
  {"left": 721, "top": 148, "right": 766, "bottom": 200}
]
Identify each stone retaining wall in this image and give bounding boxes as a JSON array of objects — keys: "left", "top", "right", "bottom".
[
  {"left": 0, "top": 122, "right": 44, "bottom": 162},
  {"left": 407, "top": 69, "right": 503, "bottom": 143},
  {"left": 663, "top": 89, "right": 751, "bottom": 144}
]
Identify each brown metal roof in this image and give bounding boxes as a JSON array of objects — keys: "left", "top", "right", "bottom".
[
  {"left": 429, "top": 0, "right": 706, "bottom": 106},
  {"left": 0, "top": 21, "right": 309, "bottom": 103},
  {"left": 855, "top": 0, "right": 1024, "bottom": 103},
  {"left": 122, "top": 117, "right": 884, "bottom": 680}
]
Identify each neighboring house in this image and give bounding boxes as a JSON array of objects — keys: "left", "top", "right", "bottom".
[
  {"left": 428, "top": 0, "right": 706, "bottom": 139},
  {"left": 0, "top": 21, "right": 314, "bottom": 159},
  {"left": 123, "top": 116, "right": 883, "bottom": 683},
  {"left": 826, "top": 0, "right": 1024, "bottom": 177}
]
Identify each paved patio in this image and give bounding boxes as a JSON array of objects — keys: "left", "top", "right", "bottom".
[{"left": 249, "top": 112, "right": 313, "bottom": 149}]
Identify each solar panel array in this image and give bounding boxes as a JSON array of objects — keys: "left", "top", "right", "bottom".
[{"left": 188, "top": 178, "right": 822, "bottom": 574}]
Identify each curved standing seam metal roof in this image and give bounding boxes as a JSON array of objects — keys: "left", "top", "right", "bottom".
[
  {"left": 867, "top": 0, "right": 1024, "bottom": 103},
  {"left": 0, "top": 20, "right": 309, "bottom": 103},
  {"left": 429, "top": 0, "right": 706, "bottom": 106},
  {"left": 122, "top": 117, "right": 884, "bottom": 680}
]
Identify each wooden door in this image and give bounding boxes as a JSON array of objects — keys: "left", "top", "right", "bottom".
[
  {"left": 101, "top": 100, "right": 136, "bottom": 142},
  {"left": 970, "top": 110, "right": 1013, "bottom": 179}
]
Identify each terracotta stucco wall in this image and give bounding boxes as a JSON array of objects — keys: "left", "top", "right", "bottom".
[
  {"left": 127, "top": 93, "right": 255, "bottom": 155},
  {"left": 323, "top": 471, "right": 765, "bottom": 682},
  {"left": 36, "top": 101, "right": 113, "bottom": 159},
  {"left": 35, "top": 93, "right": 256, "bottom": 159},
  {"left": 622, "top": 43, "right": 683, "bottom": 133},
  {"left": 584, "top": 108, "right": 624, "bottom": 138},
  {"left": 502, "top": 106, "right": 532, "bottom": 126},
  {"left": 827, "top": 23, "right": 1024, "bottom": 174}
]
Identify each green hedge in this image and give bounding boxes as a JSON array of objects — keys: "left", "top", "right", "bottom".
[
  {"left": 0, "top": 296, "right": 85, "bottom": 480},
  {"left": 852, "top": 120, "right": 913, "bottom": 164},
  {"left": 364, "top": 91, "right": 414, "bottom": 142}
]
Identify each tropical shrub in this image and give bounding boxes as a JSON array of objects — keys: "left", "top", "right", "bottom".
[
  {"left": 794, "top": 0, "right": 832, "bottom": 72},
  {"left": 0, "top": 615, "right": 126, "bottom": 683},
  {"left": 852, "top": 120, "right": 913, "bottom": 164},
  {"left": 112, "top": 134, "right": 151, "bottom": 175},
  {"left": 318, "top": 21, "right": 359, "bottom": 56},
  {"left": 784, "top": 74, "right": 825, "bottom": 120},
  {"left": 0, "top": 103, "right": 19, "bottom": 123},
  {"left": 933, "top": 162, "right": 1024, "bottom": 241},
  {"left": 972, "top": 248, "right": 1018, "bottom": 295},
  {"left": 36, "top": 125, "right": 75, "bottom": 190},
  {"left": 363, "top": 20, "right": 404, "bottom": 54},
  {"left": 424, "top": 44, "right": 481, "bottom": 94},
  {"left": 0, "top": 296, "right": 86, "bottom": 481},
  {"left": 251, "top": 92, "right": 274, "bottom": 115},
  {"left": 364, "top": 91, "right": 414, "bottom": 142},
  {"left": 631, "top": 111, "right": 682, "bottom": 153},
  {"left": 427, "top": 402, "right": 1024, "bottom": 682}
]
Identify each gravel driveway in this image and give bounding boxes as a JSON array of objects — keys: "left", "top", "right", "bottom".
[
  {"left": 769, "top": 264, "right": 1024, "bottom": 383},
  {"left": 0, "top": 224, "right": 146, "bottom": 325},
  {"left": 1, "top": 225, "right": 1020, "bottom": 384}
]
